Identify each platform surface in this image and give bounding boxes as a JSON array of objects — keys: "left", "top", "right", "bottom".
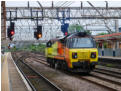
[
  {"left": 99, "top": 56, "right": 121, "bottom": 60},
  {"left": 1, "top": 52, "right": 28, "bottom": 91}
]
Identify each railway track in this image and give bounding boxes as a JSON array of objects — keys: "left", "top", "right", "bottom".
[
  {"left": 12, "top": 52, "right": 121, "bottom": 91},
  {"left": 15, "top": 57, "right": 62, "bottom": 91},
  {"left": 79, "top": 75, "right": 121, "bottom": 91},
  {"left": 28, "top": 54, "right": 121, "bottom": 91},
  {"left": 90, "top": 71, "right": 121, "bottom": 85},
  {"left": 94, "top": 68, "right": 121, "bottom": 79}
]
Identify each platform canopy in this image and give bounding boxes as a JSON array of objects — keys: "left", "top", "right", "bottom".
[{"left": 94, "top": 33, "right": 121, "bottom": 42}]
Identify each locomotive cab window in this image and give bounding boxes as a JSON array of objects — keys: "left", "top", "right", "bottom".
[{"left": 67, "top": 37, "right": 96, "bottom": 48}]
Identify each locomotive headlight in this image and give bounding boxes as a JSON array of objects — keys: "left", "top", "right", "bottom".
[
  {"left": 91, "top": 52, "right": 96, "bottom": 58},
  {"left": 72, "top": 52, "right": 77, "bottom": 59}
]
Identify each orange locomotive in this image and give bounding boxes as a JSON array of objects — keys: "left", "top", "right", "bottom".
[{"left": 45, "top": 32, "right": 98, "bottom": 73}]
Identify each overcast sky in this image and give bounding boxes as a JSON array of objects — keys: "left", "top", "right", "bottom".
[{"left": 6, "top": 1, "right": 121, "bottom": 7}]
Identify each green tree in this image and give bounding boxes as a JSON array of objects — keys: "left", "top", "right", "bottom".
[
  {"left": 68, "top": 24, "right": 91, "bottom": 35},
  {"left": 68, "top": 24, "right": 84, "bottom": 33},
  {"left": 97, "top": 32, "right": 108, "bottom": 35},
  {"left": 86, "top": 30, "right": 92, "bottom": 35}
]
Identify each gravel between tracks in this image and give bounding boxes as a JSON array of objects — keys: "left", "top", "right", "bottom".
[{"left": 24, "top": 57, "right": 111, "bottom": 91}]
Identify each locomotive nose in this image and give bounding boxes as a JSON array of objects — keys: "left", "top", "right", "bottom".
[{"left": 78, "top": 51, "right": 90, "bottom": 60}]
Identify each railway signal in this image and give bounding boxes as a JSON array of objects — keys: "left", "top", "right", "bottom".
[
  {"left": 65, "top": 32, "right": 68, "bottom": 36},
  {"left": 34, "top": 25, "right": 42, "bottom": 40},
  {"left": 61, "top": 23, "right": 69, "bottom": 36},
  {"left": 7, "top": 22, "right": 15, "bottom": 41}
]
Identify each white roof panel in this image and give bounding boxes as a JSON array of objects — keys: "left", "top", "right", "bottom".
[{"left": 6, "top": 1, "right": 121, "bottom": 7}]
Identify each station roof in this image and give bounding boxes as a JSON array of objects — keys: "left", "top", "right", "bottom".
[
  {"left": 6, "top": 1, "right": 121, "bottom": 7},
  {"left": 94, "top": 32, "right": 121, "bottom": 42}
]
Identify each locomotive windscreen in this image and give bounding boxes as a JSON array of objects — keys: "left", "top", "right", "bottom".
[{"left": 67, "top": 37, "right": 96, "bottom": 48}]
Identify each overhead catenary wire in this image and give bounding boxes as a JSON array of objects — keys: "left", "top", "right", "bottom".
[
  {"left": 87, "top": 1, "right": 112, "bottom": 33},
  {"left": 37, "top": 1, "right": 43, "bottom": 9}
]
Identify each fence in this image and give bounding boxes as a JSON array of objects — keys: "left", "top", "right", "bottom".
[{"left": 98, "top": 48, "right": 121, "bottom": 57}]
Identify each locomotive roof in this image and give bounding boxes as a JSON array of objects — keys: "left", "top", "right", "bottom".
[
  {"left": 48, "top": 32, "right": 92, "bottom": 42},
  {"left": 64, "top": 32, "right": 90, "bottom": 39}
]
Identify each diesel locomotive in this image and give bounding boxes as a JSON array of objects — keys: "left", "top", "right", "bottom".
[{"left": 45, "top": 32, "right": 98, "bottom": 73}]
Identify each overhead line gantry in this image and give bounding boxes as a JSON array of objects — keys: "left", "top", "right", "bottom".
[{"left": 6, "top": 6, "right": 121, "bottom": 20}]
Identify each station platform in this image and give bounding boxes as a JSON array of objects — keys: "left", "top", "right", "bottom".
[
  {"left": 1, "top": 52, "right": 28, "bottom": 91},
  {"left": 99, "top": 56, "right": 121, "bottom": 60}
]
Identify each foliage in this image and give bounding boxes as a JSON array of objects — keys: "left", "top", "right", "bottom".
[
  {"left": 7, "top": 43, "right": 46, "bottom": 53},
  {"left": 68, "top": 24, "right": 84, "bottom": 33},
  {"left": 97, "top": 32, "right": 108, "bottom": 35},
  {"left": 27, "top": 44, "right": 46, "bottom": 53},
  {"left": 68, "top": 24, "right": 91, "bottom": 34},
  {"left": 103, "top": 42, "right": 108, "bottom": 48},
  {"left": 86, "top": 30, "right": 92, "bottom": 35}
]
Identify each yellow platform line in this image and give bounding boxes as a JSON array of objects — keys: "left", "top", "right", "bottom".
[{"left": 1, "top": 53, "right": 10, "bottom": 91}]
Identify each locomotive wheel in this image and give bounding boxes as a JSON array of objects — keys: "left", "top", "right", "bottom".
[
  {"left": 55, "top": 62, "right": 58, "bottom": 70},
  {"left": 84, "top": 71, "right": 90, "bottom": 75},
  {"left": 52, "top": 62, "right": 55, "bottom": 68},
  {"left": 49, "top": 62, "right": 52, "bottom": 68},
  {"left": 49, "top": 59, "right": 55, "bottom": 68},
  {"left": 61, "top": 61, "right": 68, "bottom": 70}
]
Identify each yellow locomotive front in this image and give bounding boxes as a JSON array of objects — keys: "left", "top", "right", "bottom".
[{"left": 66, "top": 35, "right": 98, "bottom": 72}]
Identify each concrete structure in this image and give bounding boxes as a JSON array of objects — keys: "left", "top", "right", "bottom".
[
  {"left": 1, "top": 53, "right": 28, "bottom": 91},
  {"left": 94, "top": 33, "right": 121, "bottom": 57}
]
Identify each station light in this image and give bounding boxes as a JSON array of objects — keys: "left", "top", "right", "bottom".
[
  {"left": 7, "top": 22, "right": 15, "bottom": 41},
  {"left": 38, "top": 34, "right": 42, "bottom": 38},
  {"left": 65, "top": 32, "right": 68, "bottom": 36},
  {"left": 34, "top": 25, "right": 42, "bottom": 40},
  {"left": 10, "top": 30, "right": 14, "bottom": 35}
]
